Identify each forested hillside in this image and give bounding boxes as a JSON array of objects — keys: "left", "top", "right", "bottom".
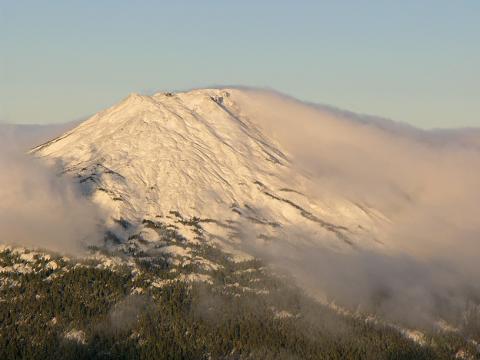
[{"left": 1, "top": 237, "right": 477, "bottom": 359}]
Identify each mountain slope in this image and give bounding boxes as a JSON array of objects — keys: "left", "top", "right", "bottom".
[{"left": 32, "top": 89, "right": 386, "bottom": 253}]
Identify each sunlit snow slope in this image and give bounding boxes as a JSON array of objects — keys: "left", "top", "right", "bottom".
[{"left": 32, "top": 89, "right": 386, "bottom": 252}]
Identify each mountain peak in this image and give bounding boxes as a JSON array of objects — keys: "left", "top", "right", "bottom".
[
  {"left": 33, "top": 88, "right": 384, "bottom": 253},
  {"left": 125, "top": 92, "right": 144, "bottom": 101}
]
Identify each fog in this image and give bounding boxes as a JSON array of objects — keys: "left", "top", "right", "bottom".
[
  {"left": 0, "top": 126, "right": 103, "bottom": 255},
  {"left": 233, "top": 89, "right": 480, "bottom": 327}
]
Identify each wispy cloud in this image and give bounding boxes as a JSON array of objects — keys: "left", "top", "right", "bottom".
[
  {"left": 0, "top": 128, "right": 103, "bottom": 255},
  {"left": 233, "top": 89, "right": 480, "bottom": 327}
]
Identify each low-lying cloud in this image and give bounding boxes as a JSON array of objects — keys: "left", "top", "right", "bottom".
[
  {"left": 0, "top": 127, "right": 103, "bottom": 255},
  {"left": 233, "top": 89, "right": 480, "bottom": 328}
]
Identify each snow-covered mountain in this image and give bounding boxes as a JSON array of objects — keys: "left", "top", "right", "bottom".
[
  {"left": 5, "top": 89, "right": 480, "bottom": 359},
  {"left": 32, "top": 89, "right": 387, "bottom": 255}
]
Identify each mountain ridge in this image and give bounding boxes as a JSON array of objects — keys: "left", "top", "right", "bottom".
[{"left": 32, "top": 88, "right": 386, "bottom": 256}]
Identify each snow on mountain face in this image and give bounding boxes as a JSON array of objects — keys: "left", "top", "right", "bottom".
[{"left": 32, "top": 89, "right": 385, "bottom": 253}]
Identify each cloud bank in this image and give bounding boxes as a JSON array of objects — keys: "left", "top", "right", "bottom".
[
  {"left": 0, "top": 127, "right": 103, "bottom": 255},
  {"left": 233, "top": 89, "right": 480, "bottom": 328}
]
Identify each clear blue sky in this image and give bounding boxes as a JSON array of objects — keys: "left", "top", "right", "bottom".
[{"left": 1, "top": 1, "right": 479, "bottom": 128}]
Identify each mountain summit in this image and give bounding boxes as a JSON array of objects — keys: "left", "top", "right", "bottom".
[{"left": 32, "top": 89, "right": 385, "bottom": 253}]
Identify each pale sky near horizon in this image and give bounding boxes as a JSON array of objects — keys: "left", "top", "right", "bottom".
[{"left": 1, "top": 1, "right": 479, "bottom": 128}]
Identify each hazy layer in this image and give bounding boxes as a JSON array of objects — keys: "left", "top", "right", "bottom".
[
  {"left": 0, "top": 126, "right": 103, "bottom": 255},
  {"left": 233, "top": 89, "right": 480, "bottom": 326}
]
